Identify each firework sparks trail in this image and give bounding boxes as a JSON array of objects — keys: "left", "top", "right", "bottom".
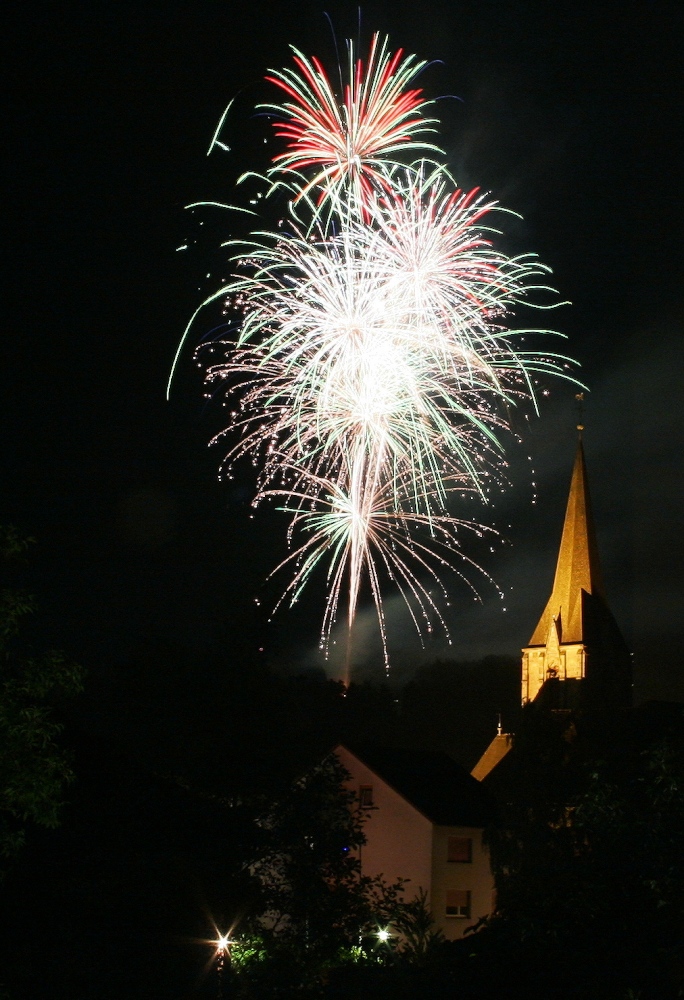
[
  {"left": 175, "top": 34, "right": 579, "bottom": 678},
  {"left": 262, "top": 465, "right": 497, "bottom": 669}
]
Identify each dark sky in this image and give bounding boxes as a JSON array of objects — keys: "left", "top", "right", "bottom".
[{"left": 3, "top": 0, "right": 683, "bottom": 700}]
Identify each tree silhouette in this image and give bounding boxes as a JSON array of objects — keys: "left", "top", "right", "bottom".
[{"left": 0, "top": 527, "right": 85, "bottom": 876}]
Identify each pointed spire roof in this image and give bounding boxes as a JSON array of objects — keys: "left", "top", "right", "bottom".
[{"left": 529, "top": 438, "right": 605, "bottom": 646}]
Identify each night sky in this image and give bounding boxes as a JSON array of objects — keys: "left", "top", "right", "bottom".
[{"left": 4, "top": 0, "right": 683, "bottom": 700}]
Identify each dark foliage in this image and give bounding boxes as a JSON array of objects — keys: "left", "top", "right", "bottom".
[
  {"left": 483, "top": 702, "right": 684, "bottom": 999},
  {"left": 0, "top": 527, "right": 85, "bottom": 876},
  {"left": 229, "top": 754, "right": 407, "bottom": 996}
]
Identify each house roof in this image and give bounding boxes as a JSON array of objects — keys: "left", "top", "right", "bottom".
[{"left": 337, "top": 743, "right": 498, "bottom": 827}]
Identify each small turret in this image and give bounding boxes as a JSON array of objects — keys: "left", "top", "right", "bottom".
[{"left": 471, "top": 715, "right": 511, "bottom": 781}]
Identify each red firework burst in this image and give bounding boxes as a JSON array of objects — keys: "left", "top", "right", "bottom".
[{"left": 264, "top": 32, "right": 441, "bottom": 205}]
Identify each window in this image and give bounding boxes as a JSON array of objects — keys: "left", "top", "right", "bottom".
[
  {"left": 359, "top": 785, "right": 374, "bottom": 807},
  {"left": 447, "top": 836, "right": 472, "bottom": 862},
  {"left": 445, "top": 889, "right": 471, "bottom": 919}
]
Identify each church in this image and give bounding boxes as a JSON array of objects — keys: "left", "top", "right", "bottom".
[
  {"left": 473, "top": 429, "right": 633, "bottom": 782},
  {"left": 337, "top": 427, "right": 634, "bottom": 934}
]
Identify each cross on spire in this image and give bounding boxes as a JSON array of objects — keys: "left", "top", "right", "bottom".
[{"left": 575, "top": 392, "right": 585, "bottom": 436}]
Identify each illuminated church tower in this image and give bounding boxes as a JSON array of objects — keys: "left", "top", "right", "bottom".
[{"left": 520, "top": 433, "right": 632, "bottom": 711}]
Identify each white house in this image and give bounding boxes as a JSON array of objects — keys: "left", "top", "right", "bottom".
[{"left": 335, "top": 743, "right": 498, "bottom": 940}]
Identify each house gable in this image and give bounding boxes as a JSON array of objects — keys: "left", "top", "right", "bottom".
[
  {"left": 334, "top": 744, "right": 496, "bottom": 941},
  {"left": 335, "top": 745, "right": 433, "bottom": 899}
]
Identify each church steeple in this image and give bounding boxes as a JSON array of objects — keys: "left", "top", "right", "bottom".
[
  {"left": 521, "top": 429, "right": 632, "bottom": 710},
  {"left": 528, "top": 439, "right": 604, "bottom": 648}
]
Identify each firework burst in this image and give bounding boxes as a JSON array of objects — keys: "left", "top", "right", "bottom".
[
  {"left": 175, "top": 34, "right": 579, "bottom": 677},
  {"left": 263, "top": 32, "right": 441, "bottom": 208}
]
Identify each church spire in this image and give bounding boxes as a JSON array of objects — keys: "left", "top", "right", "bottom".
[
  {"left": 521, "top": 420, "right": 632, "bottom": 709},
  {"left": 528, "top": 437, "right": 605, "bottom": 647}
]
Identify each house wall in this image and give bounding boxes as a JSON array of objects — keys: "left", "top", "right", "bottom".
[
  {"left": 335, "top": 747, "right": 433, "bottom": 904},
  {"left": 431, "top": 825, "right": 494, "bottom": 940}
]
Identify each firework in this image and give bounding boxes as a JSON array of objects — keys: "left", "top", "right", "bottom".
[
  {"left": 263, "top": 32, "right": 441, "bottom": 208},
  {"left": 176, "top": 35, "right": 578, "bottom": 677}
]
